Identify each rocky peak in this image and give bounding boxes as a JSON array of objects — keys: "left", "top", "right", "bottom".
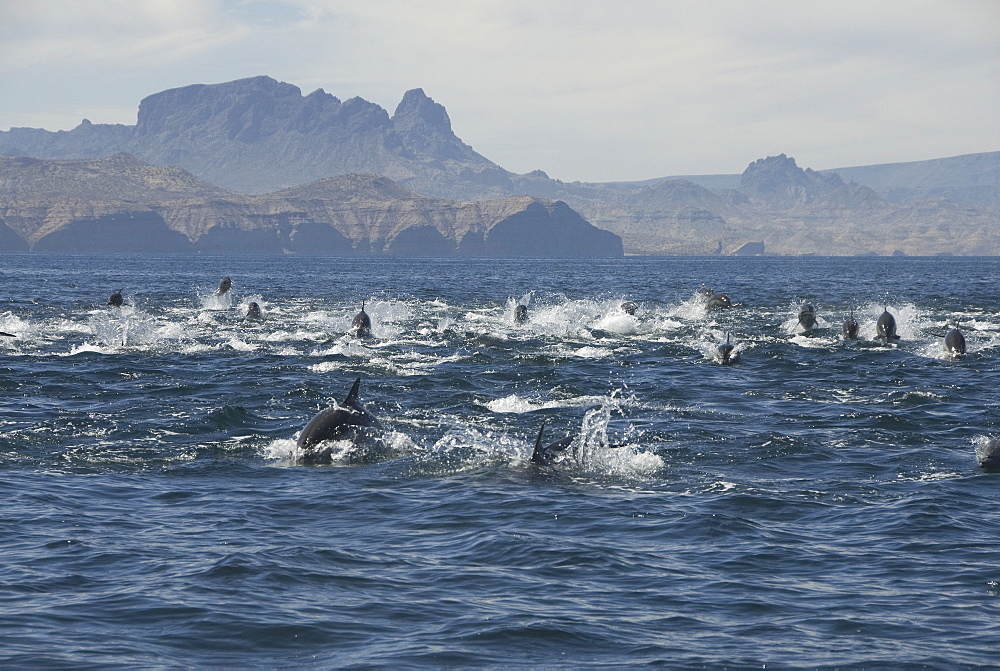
[
  {"left": 391, "top": 88, "right": 453, "bottom": 135},
  {"left": 742, "top": 154, "right": 806, "bottom": 188},
  {"left": 740, "top": 153, "right": 844, "bottom": 207},
  {"left": 389, "top": 89, "right": 491, "bottom": 165}
]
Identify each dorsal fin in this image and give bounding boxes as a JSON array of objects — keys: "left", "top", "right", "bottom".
[
  {"left": 361, "top": 300, "right": 366, "bottom": 311},
  {"left": 535, "top": 421, "right": 546, "bottom": 451},
  {"left": 726, "top": 333, "right": 731, "bottom": 344},
  {"left": 343, "top": 377, "right": 362, "bottom": 406}
]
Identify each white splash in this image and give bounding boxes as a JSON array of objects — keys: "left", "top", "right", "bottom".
[
  {"left": 561, "top": 404, "right": 664, "bottom": 476},
  {"left": 484, "top": 393, "right": 615, "bottom": 414}
]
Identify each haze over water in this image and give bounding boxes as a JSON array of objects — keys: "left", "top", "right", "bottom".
[{"left": 2, "top": 253, "right": 998, "bottom": 667}]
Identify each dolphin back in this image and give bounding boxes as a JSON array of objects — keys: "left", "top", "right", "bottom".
[
  {"left": 297, "top": 406, "right": 357, "bottom": 449},
  {"left": 297, "top": 377, "right": 382, "bottom": 458}
]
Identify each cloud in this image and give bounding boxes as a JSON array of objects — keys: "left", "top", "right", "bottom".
[{"left": 0, "top": 1, "right": 249, "bottom": 70}]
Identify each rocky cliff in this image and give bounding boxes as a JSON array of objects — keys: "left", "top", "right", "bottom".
[{"left": 0, "top": 155, "right": 622, "bottom": 256}]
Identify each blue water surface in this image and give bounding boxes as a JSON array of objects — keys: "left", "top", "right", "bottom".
[{"left": 1, "top": 254, "right": 998, "bottom": 668}]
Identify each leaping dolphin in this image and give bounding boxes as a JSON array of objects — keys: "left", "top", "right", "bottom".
[
  {"left": 296, "top": 377, "right": 383, "bottom": 465},
  {"left": 108, "top": 289, "right": 124, "bottom": 307},
  {"left": 706, "top": 293, "right": 732, "bottom": 310},
  {"left": 842, "top": 310, "right": 859, "bottom": 340},
  {"left": 695, "top": 285, "right": 714, "bottom": 301},
  {"left": 246, "top": 302, "right": 262, "bottom": 319},
  {"left": 797, "top": 304, "right": 817, "bottom": 332},
  {"left": 716, "top": 333, "right": 737, "bottom": 365},
  {"left": 943, "top": 328, "right": 966, "bottom": 358},
  {"left": 216, "top": 277, "right": 232, "bottom": 296},
  {"left": 530, "top": 422, "right": 575, "bottom": 466},
  {"left": 350, "top": 301, "right": 372, "bottom": 338},
  {"left": 978, "top": 438, "right": 1000, "bottom": 472},
  {"left": 514, "top": 304, "right": 529, "bottom": 325},
  {"left": 620, "top": 301, "right": 638, "bottom": 316},
  {"left": 875, "top": 306, "right": 900, "bottom": 344}
]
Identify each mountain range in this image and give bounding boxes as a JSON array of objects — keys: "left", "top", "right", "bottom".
[
  {"left": 0, "top": 153, "right": 622, "bottom": 255},
  {"left": 1, "top": 75, "right": 997, "bottom": 255}
]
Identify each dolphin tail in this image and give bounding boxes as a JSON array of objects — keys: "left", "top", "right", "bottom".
[{"left": 344, "top": 377, "right": 362, "bottom": 407}]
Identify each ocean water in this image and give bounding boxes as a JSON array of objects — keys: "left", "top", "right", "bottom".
[{"left": 1, "top": 253, "right": 998, "bottom": 668}]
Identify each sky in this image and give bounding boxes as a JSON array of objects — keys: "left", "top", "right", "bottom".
[{"left": 1, "top": 0, "right": 998, "bottom": 183}]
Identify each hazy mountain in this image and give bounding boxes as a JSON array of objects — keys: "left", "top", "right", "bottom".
[
  {"left": 0, "top": 76, "right": 996, "bottom": 255},
  {"left": 0, "top": 154, "right": 622, "bottom": 256},
  {"left": 820, "top": 152, "right": 1000, "bottom": 210},
  {"left": 572, "top": 154, "right": 998, "bottom": 256},
  {"left": 668, "top": 152, "right": 1000, "bottom": 209},
  {"left": 0, "top": 76, "right": 524, "bottom": 199}
]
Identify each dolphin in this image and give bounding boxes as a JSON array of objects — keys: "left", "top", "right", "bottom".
[
  {"left": 216, "top": 277, "right": 232, "bottom": 296},
  {"left": 530, "top": 422, "right": 575, "bottom": 466},
  {"left": 620, "top": 301, "right": 638, "bottom": 316},
  {"left": 0, "top": 331, "right": 15, "bottom": 338},
  {"left": 246, "top": 302, "right": 262, "bottom": 319},
  {"left": 943, "top": 328, "right": 966, "bottom": 358},
  {"left": 695, "top": 285, "right": 714, "bottom": 301},
  {"left": 296, "top": 377, "right": 384, "bottom": 465},
  {"left": 875, "top": 306, "right": 900, "bottom": 344},
  {"left": 797, "top": 304, "right": 817, "bottom": 332},
  {"left": 716, "top": 333, "right": 737, "bottom": 365},
  {"left": 350, "top": 301, "right": 372, "bottom": 338},
  {"left": 514, "top": 304, "right": 529, "bottom": 325},
  {"left": 979, "top": 438, "right": 1000, "bottom": 472},
  {"left": 706, "top": 293, "right": 732, "bottom": 310},
  {"left": 108, "top": 289, "right": 124, "bottom": 306},
  {"left": 842, "top": 310, "right": 859, "bottom": 340}
]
